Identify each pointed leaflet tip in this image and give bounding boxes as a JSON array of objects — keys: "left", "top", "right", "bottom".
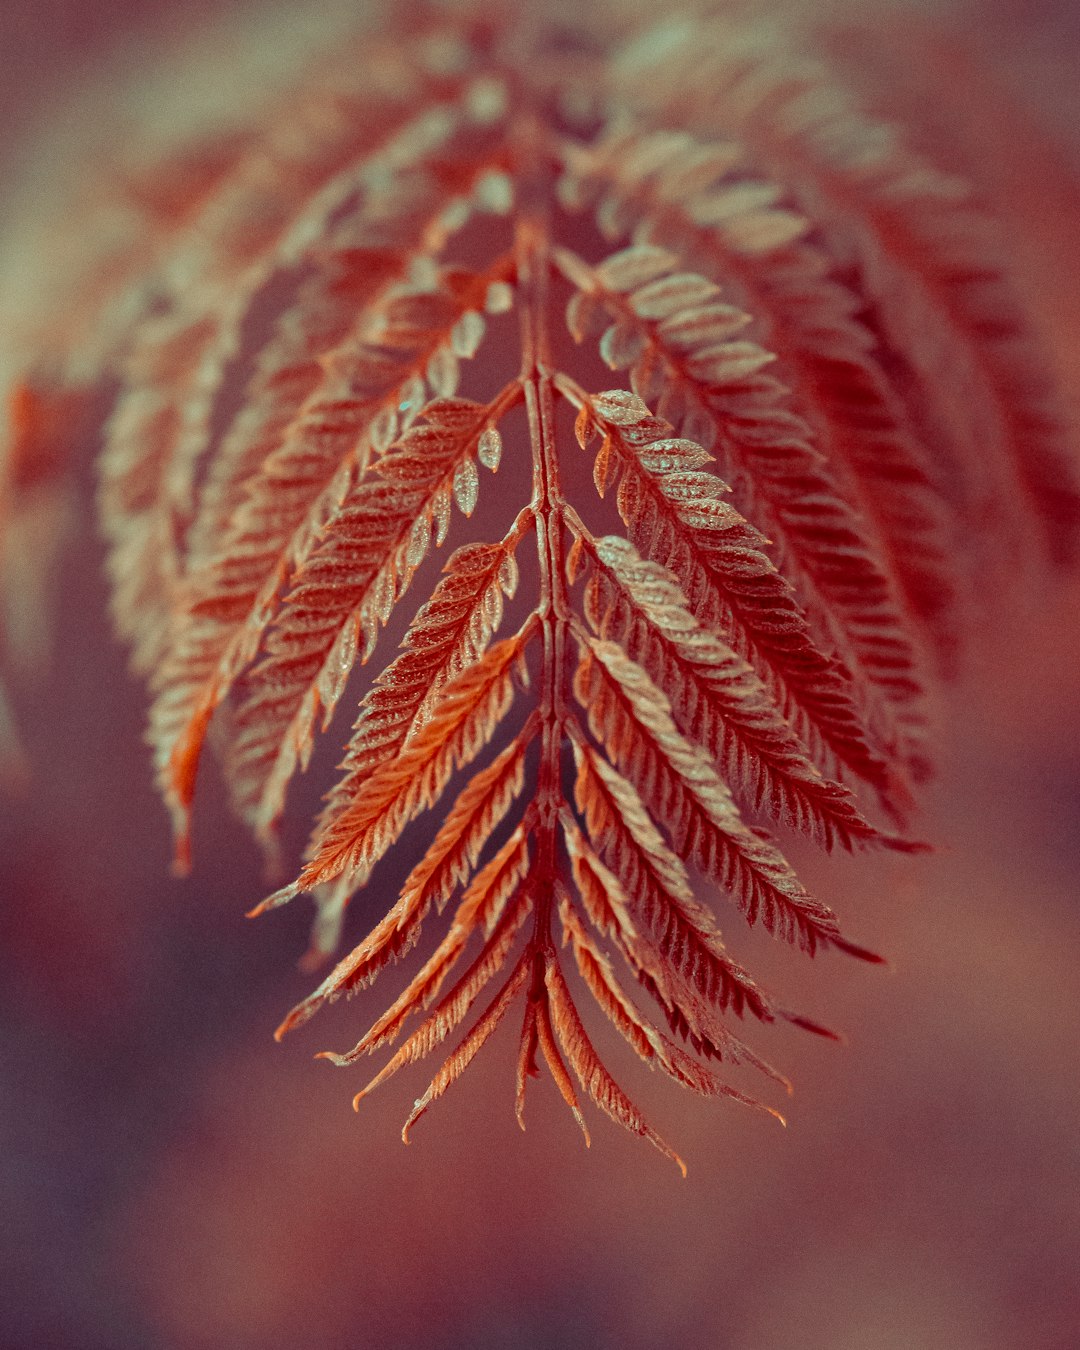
[
  {"left": 246, "top": 881, "right": 301, "bottom": 918},
  {"left": 892, "top": 837, "right": 933, "bottom": 855},
  {"left": 781, "top": 1010, "right": 846, "bottom": 1043},
  {"left": 401, "top": 1094, "right": 431, "bottom": 1142},
  {"left": 273, "top": 995, "right": 318, "bottom": 1041},
  {"left": 165, "top": 706, "right": 212, "bottom": 868},
  {"left": 831, "top": 935, "right": 888, "bottom": 965},
  {"left": 170, "top": 820, "right": 192, "bottom": 878}
]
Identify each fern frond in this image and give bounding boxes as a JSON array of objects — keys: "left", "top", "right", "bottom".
[
  {"left": 99, "top": 311, "right": 218, "bottom": 676},
  {"left": 265, "top": 619, "right": 534, "bottom": 905},
  {"left": 331, "top": 826, "right": 532, "bottom": 1061},
  {"left": 153, "top": 250, "right": 515, "bottom": 862},
  {"left": 349, "top": 884, "right": 531, "bottom": 1103},
  {"left": 98, "top": 85, "right": 479, "bottom": 673},
  {"left": 562, "top": 127, "right": 959, "bottom": 672},
  {"left": 225, "top": 387, "right": 519, "bottom": 843},
  {"left": 289, "top": 522, "right": 526, "bottom": 964},
  {"left": 391, "top": 720, "right": 534, "bottom": 918},
  {"left": 568, "top": 523, "right": 879, "bottom": 849},
  {"left": 311, "top": 514, "right": 525, "bottom": 849},
  {"left": 543, "top": 953, "right": 686, "bottom": 1174},
  {"left": 531, "top": 972, "right": 592, "bottom": 1145},
  {"left": 615, "top": 18, "right": 1080, "bottom": 563},
  {"left": 557, "top": 890, "right": 784, "bottom": 1118},
  {"left": 5, "top": 0, "right": 1077, "bottom": 1170},
  {"left": 568, "top": 385, "right": 907, "bottom": 812},
  {"left": 568, "top": 722, "right": 772, "bottom": 1025},
  {"left": 573, "top": 629, "right": 880, "bottom": 958},
  {"left": 560, "top": 811, "right": 790, "bottom": 1085},
  {"left": 276, "top": 723, "right": 536, "bottom": 1034},
  {"left": 557, "top": 240, "right": 929, "bottom": 769},
  {"left": 401, "top": 946, "right": 531, "bottom": 1144}
]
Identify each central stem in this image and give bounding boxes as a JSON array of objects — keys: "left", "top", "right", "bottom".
[{"left": 516, "top": 209, "right": 567, "bottom": 954}]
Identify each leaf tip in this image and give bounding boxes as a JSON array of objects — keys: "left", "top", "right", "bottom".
[
  {"left": 246, "top": 881, "right": 301, "bottom": 918},
  {"left": 833, "top": 935, "right": 888, "bottom": 965},
  {"left": 782, "top": 1010, "right": 844, "bottom": 1042},
  {"left": 170, "top": 827, "right": 192, "bottom": 878},
  {"left": 273, "top": 1012, "right": 299, "bottom": 1042}
]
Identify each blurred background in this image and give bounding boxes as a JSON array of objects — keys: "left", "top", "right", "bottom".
[{"left": 2, "top": 2, "right": 1080, "bottom": 1348}]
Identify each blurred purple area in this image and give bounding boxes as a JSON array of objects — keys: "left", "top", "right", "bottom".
[{"left": 2, "top": 3, "right": 1080, "bottom": 1348}]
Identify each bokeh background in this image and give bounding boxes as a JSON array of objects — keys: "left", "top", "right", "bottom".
[{"left": 2, "top": 2, "right": 1080, "bottom": 1348}]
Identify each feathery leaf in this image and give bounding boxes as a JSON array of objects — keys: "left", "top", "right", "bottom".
[{"left": 3, "top": 0, "right": 1076, "bottom": 1169}]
